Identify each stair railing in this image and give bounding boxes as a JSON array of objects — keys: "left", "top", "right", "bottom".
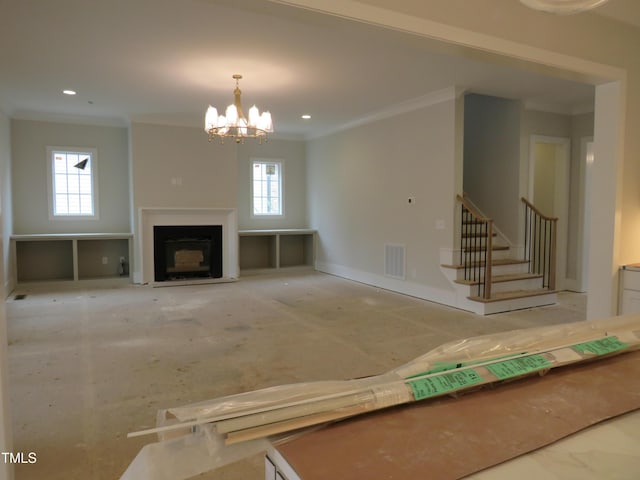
[
  {"left": 457, "top": 195, "right": 493, "bottom": 299},
  {"left": 522, "top": 197, "right": 557, "bottom": 290}
]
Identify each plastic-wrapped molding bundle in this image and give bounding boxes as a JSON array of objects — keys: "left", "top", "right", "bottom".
[{"left": 121, "top": 314, "right": 640, "bottom": 479}]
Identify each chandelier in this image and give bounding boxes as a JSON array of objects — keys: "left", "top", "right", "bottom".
[
  {"left": 204, "top": 74, "right": 273, "bottom": 144},
  {"left": 519, "top": 0, "right": 609, "bottom": 14}
]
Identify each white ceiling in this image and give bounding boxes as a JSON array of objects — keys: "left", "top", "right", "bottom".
[
  {"left": 596, "top": 0, "right": 640, "bottom": 28},
  {"left": 0, "top": 0, "right": 632, "bottom": 139}
]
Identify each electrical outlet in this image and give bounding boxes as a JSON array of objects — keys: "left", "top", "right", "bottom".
[{"left": 102, "top": 256, "right": 108, "bottom": 265}]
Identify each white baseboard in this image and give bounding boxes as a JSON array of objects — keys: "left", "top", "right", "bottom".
[{"left": 316, "top": 261, "right": 456, "bottom": 308}]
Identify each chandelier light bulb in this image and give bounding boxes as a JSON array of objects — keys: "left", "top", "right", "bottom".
[{"left": 248, "top": 105, "right": 260, "bottom": 127}]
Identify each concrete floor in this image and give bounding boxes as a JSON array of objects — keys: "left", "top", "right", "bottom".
[{"left": 6, "top": 271, "right": 586, "bottom": 479}]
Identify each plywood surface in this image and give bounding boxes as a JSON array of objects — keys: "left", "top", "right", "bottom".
[{"left": 277, "top": 351, "right": 640, "bottom": 480}]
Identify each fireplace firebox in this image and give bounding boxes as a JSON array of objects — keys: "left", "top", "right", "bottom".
[{"left": 153, "top": 225, "right": 222, "bottom": 282}]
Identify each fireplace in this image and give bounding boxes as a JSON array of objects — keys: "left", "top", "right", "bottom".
[{"left": 153, "top": 225, "right": 222, "bottom": 282}]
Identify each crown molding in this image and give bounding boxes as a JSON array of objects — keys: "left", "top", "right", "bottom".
[
  {"left": 11, "top": 110, "right": 128, "bottom": 128},
  {"left": 306, "top": 85, "right": 462, "bottom": 140},
  {"left": 524, "top": 100, "right": 594, "bottom": 115}
]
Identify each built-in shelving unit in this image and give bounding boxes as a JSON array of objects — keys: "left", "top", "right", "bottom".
[
  {"left": 12, "top": 233, "right": 133, "bottom": 285},
  {"left": 238, "top": 229, "right": 316, "bottom": 273}
]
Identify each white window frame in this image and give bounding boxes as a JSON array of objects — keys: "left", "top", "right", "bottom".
[
  {"left": 46, "top": 146, "right": 99, "bottom": 220},
  {"left": 251, "top": 158, "right": 284, "bottom": 218}
]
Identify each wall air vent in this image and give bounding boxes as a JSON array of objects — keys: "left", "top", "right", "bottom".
[{"left": 384, "top": 244, "right": 406, "bottom": 280}]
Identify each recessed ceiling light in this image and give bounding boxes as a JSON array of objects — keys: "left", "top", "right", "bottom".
[
  {"left": 301, "top": 114, "right": 311, "bottom": 120},
  {"left": 63, "top": 89, "right": 77, "bottom": 95}
]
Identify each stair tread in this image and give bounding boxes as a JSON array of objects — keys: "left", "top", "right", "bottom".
[
  {"left": 463, "top": 245, "right": 510, "bottom": 253},
  {"left": 442, "top": 258, "right": 528, "bottom": 269},
  {"left": 468, "top": 289, "right": 556, "bottom": 303},
  {"left": 454, "top": 273, "right": 543, "bottom": 286},
  {"left": 462, "top": 232, "right": 497, "bottom": 238}
]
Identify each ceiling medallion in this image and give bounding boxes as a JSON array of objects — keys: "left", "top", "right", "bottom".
[{"left": 519, "top": 0, "right": 610, "bottom": 14}]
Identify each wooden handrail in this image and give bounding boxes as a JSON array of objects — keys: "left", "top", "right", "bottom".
[
  {"left": 457, "top": 194, "right": 492, "bottom": 222},
  {"left": 522, "top": 197, "right": 557, "bottom": 291},
  {"left": 521, "top": 197, "right": 558, "bottom": 222}
]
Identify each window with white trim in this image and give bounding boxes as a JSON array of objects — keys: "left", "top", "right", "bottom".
[
  {"left": 47, "top": 147, "right": 98, "bottom": 218},
  {"left": 251, "top": 159, "right": 283, "bottom": 216}
]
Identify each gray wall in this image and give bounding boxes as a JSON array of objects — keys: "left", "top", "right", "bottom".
[
  {"left": 11, "top": 119, "right": 130, "bottom": 234},
  {"left": 130, "top": 122, "right": 238, "bottom": 210},
  {"left": 463, "top": 94, "right": 521, "bottom": 243},
  {"left": 307, "top": 97, "right": 461, "bottom": 303},
  {"left": 129, "top": 123, "right": 306, "bottom": 225},
  {"left": 237, "top": 138, "right": 307, "bottom": 230}
]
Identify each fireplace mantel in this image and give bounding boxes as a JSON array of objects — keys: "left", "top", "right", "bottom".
[{"left": 135, "top": 207, "right": 238, "bottom": 284}]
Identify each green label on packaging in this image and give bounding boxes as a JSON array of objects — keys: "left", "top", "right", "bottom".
[
  {"left": 408, "top": 369, "right": 483, "bottom": 401},
  {"left": 486, "top": 354, "right": 552, "bottom": 380},
  {"left": 405, "top": 353, "right": 529, "bottom": 380},
  {"left": 572, "top": 337, "right": 628, "bottom": 356}
]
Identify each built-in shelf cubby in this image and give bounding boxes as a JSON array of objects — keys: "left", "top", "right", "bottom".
[
  {"left": 238, "top": 229, "right": 316, "bottom": 272},
  {"left": 12, "top": 233, "right": 133, "bottom": 285}
]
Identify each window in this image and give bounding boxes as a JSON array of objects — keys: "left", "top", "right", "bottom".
[
  {"left": 47, "top": 147, "right": 98, "bottom": 218},
  {"left": 252, "top": 159, "right": 283, "bottom": 216}
]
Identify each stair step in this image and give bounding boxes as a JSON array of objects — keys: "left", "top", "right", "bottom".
[
  {"left": 442, "top": 258, "right": 528, "bottom": 270},
  {"left": 468, "top": 288, "right": 556, "bottom": 304},
  {"left": 454, "top": 273, "right": 543, "bottom": 286},
  {"left": 462, "top": 232, "right": 497, "bottom": 239},
  {"left": 462, "top": 245, "right": 510, "bottom": 253}
]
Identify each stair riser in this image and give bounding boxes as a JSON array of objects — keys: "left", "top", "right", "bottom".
[
  {"left": 481, "top": 293, "right": 557, "bottom": 315},
  {"left": 460, "top": 237, "right": 496, "bottom": 248},
  {"left": 454, "top": 292, "right": 556, "bottom": 315},
  {"left": 456, "top": 277, "right": 545, "bottom": 296},
  {"left": 491, "top": 277, "right": 545, "bottom": 293},
  {"left": 459, "top": 249, "right": 511, "bottom": 261},
  {"left": 455, "top": 262, "right": 529, "bottom": 280}
]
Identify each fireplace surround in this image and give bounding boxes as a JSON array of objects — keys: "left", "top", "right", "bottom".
[{"left": 136, "top": 207, "right": 238, "bottom": 285}]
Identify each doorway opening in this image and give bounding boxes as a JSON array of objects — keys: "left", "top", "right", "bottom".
[{"left": 528, "top": 135, "right": 570, "bottom": 290}]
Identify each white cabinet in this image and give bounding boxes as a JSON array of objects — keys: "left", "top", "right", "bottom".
[{"left": 620, "top": 264, "right": 640, "bottom": 314}]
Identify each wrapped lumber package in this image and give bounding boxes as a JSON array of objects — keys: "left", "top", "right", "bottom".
[{"left": 121, "top": 314, "right": 640, "bottom": 480}]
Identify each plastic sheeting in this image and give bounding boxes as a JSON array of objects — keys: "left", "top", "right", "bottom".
[{"left": 121, "top": 314, "right": 640, "bottom": 480}]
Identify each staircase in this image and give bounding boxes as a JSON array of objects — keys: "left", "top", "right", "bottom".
[{"left": 441, "top": 195, "right": 557, "bottom": 315}]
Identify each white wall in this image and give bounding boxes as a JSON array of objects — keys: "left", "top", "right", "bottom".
[
  {"left": 11, "top": 120, "right": 130, "bottom": 234},
  {"left": 236, "top": 139, "right": 307, "bottom": 230},
  {"left": 307, "top": 96, "right": 460, "bottom": 304},
  {"left": 463, "top": 94, "right": 521, "bottom": 242},
  {"left": 0, "top": 111, "right": 14, "bottom": 480}
]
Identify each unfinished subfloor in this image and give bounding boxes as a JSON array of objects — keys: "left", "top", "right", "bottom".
[{"left": 6, "top": 271, "right": 586, "bottom": 479}]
